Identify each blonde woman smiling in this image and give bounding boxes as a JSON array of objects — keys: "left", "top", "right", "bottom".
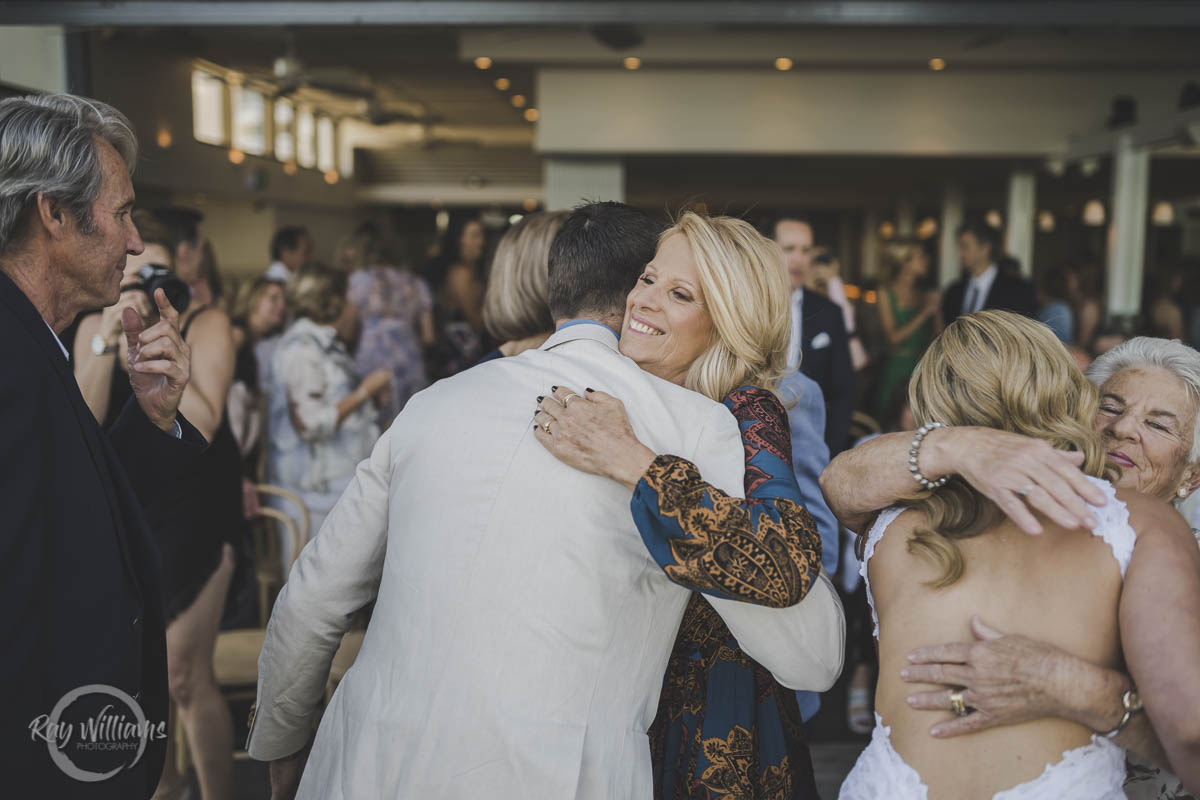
[{"left": 534, "top": 212, "right": 841, "bottom": 800}]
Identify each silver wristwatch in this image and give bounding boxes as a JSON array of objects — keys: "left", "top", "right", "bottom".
[{"left": 91, "top": 334, "right": 118, "bottom": 356}]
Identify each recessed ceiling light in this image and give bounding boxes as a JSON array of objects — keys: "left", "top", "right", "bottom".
[
  {"left": 929, "top": 57, "right": 946, "bottom": 71},
  {"left": 474, "top": 56, "right": 492, "bottom": 70},
  {"left": 511, "top": 94, "right": 527, "bottom": 108},
  {"left": 494, "top": 77, "right": 511, "bottom": 91},
  {"left": 774, "top": 58, "right": 794, "bottom": 71},
  {"left": 624, "top": 57, "right": 642, "bottom": 70},
  {"left": 524, "top": 108, "right": 539, "bottom": 122}
]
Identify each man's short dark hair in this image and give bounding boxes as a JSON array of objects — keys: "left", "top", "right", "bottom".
[
  {"left": 546, "top": 201, "right": 663, "bottom": 320},
  {"left": 769, "top": 213, "right": 812, "bottom": 239},
  {"left": 270, "top": 225, "right": 309, "bottom": 261},
  {"left": 152, "top": 206, "right": 203, "bottom": 250},
  {"left": 957, "top": 218, "right": 1000, "bottom": 258}
]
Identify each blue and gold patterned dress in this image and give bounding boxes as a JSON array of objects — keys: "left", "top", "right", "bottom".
[{"left": 630, "top": 386, "right": 826, "bottom": 800}]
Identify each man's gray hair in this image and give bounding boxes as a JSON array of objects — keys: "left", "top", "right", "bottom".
[
  {"left": 0, "top": 93, "right": 137, "bottom": 258},
  {"left": 1086, "top": 336, "right": 1200, "bottom": 462}
]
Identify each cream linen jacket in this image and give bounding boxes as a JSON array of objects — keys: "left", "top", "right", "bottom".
[{"left": 247, "top": 322, "right": 844, "bottom": 799}]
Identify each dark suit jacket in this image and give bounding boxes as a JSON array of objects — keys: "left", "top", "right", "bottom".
[
  {"left": 941, "top": 269, "right": 1038, "bottom": 325},
  {"left": 0, "top": 272, "right": 205, "bottom": 799},
  {"left": 798, "top": 290, "right": 853, "bottom": 454}
]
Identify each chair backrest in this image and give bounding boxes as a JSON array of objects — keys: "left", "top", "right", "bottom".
[
  {"left": 256, "top": 484, "right": 311, "bottom": 552},
  {"left": 248, "top": 485, "right": 311, "bottom": 626}
]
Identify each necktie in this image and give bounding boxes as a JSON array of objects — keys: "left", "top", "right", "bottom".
[{"left": 964, "top": 285, "right": 979, "bottom": 314}]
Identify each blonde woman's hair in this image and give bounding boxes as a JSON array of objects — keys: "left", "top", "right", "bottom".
[
  {"left": 902, "top": 310, "right": 1109, "bottom": 588},
  {"left": 289, "top": 263, "right": 347, "bottom": 325},
  {"left": 666, "top": 211, "right": 792, "bottom": 401},
  {"left": 483, "top": 210, "right": 568, "bottom": 342}
]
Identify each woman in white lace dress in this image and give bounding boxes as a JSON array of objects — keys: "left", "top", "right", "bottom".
[
  {"left": 840, "top": 311, "right": 1173, "bottom": 799},
  {"left": 824, "top": 336, "right": 1200, "bottom": 797}
]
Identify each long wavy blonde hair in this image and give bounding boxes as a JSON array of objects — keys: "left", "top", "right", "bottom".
[
  {"left": 902, "top": 310, "right": 1109, "bottom": 588},
  {"left": 666, "top": 212, "right": 792, "bottom": 401}
]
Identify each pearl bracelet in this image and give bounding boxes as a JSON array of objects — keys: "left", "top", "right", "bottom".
[{"left": 909, "top": 422, "right": 950, "bottom": 491}]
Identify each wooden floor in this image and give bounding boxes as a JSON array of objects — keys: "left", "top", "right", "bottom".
[{"left": 220, "top": 740, "right": 866, "bottom": 799}]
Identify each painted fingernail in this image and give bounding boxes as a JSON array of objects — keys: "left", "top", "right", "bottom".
[
  {"left": 906, "top": 696, "right": 917, "bottom": 705},
  {"left": 551, "top": 386, "right": 558, "bottom": 392},
  {"left": 585, "top": 388, "right": 594, "bottom": 393},
  {"left": 536, "top": 396, "right": 544, "bottom": 402},
  {"left": 900, "top": 669, "right": 910, "bottom": 680}
]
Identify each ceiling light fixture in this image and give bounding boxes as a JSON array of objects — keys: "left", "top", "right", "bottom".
[
  {"left": 624, "top": 57, "right": 642, "bottom": 70},
  {"left": 774, "top": 58, "right": 793, "bottom": 71},
  {"left": 494, "top": 77, "right": 510, "bottom": 91},
  {"left": 474, "top": 57, "right": 492, "bottom": 70},
  {"left": 929, "top": 57, "right": 946, "bottom": 71},
  {"left": 524, "top": 108, "right": 539, "bottom": 122}
]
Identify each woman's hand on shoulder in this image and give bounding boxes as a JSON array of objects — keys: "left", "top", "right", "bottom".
[{"left": 532, "top": 386, "right": 656, "bottom": 490}]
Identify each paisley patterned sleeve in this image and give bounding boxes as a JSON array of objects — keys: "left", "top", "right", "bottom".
[{"left": 629, "top": 386, "right": 823, "bottom": 608}]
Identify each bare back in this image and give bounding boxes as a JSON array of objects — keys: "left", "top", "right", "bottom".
[{"left": 865, "top": 479, "right": 1129, "bottom": 799}]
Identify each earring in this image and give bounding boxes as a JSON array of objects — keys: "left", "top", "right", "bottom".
[{"left": 1180, "top": 486, "right": 1190, "bottom": 499}]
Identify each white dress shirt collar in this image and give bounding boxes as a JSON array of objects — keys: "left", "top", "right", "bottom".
[
  {"left": 787, "top": 288, "right": 805, "bottom": 369},
  {"left": 963, "top": 263, "right": 998, "bottom": 314},
  {"left": 44, "top": 319, "right": 69, "bottom": 360}
]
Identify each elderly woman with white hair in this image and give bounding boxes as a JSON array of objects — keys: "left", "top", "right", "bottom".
[{"left": 820, "top": 334, "right": 1200, "bottom": 797}]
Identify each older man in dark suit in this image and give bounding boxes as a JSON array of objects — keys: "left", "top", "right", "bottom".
[
  {"left": 941, "top": 219, "right": 1038, "bottom": 325},
  {"left": 0, "top": 95, "right": 203, "bottom": 799},
  {"left": 774, "top": 216, "right": 854, "bottom": 453}
]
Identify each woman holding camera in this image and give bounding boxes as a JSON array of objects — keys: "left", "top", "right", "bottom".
[{"left": 74, "top": 211, "right": 241, "bottom": 800}]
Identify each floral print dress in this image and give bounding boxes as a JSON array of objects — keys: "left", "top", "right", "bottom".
[
  {"left": 348, "top": 266, "right": 433, "bottom": 420},
  {"left": 631, "top": 386, "right": 826, "bottom": 800}
]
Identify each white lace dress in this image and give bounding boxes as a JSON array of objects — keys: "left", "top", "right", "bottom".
[{"left": 839, "top": 476, "right": 1133, "bottom": 799}]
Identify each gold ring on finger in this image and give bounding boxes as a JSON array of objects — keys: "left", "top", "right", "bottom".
[
  {"left": 541, "top": 419, "right": 553, "bottom": 435},
  {"left": 561, "top": 391, "right": 581, "bottom": 408},
  {"left": 949, "top": 689, "right": 969, "bottom": 717}
]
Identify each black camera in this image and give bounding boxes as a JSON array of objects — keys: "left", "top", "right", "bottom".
[{"left": 121, "top": 264, "right": 191, "bottom": 314}]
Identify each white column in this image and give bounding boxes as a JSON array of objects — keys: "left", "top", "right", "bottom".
[
  {"left": 837, "top": 213, "right": 855, "bottom": 280},
  {"left": 1005, "top": 170, "right": 1036, "bottom": 277},
  {"left": 1107, "top": 133, "right": 1149, "bottom": 321},
  {"left": 860, "top": 210, "right": 881, "bottom": 281},
  {"left": 544, "top": 158, "right": 624, "bottom": 211},
  {"left": 896, "top": 196, "right": 916, "bottom": 238},
  {"left": 939, "top": 182, "right": 964, "bottom": 288}
]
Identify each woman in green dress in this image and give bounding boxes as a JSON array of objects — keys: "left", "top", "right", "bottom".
[{"left": 874, "top": 240, "right": 941, "bottom": 419}]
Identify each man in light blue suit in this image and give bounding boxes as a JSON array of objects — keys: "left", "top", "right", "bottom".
[{"left": 779, "top": 368, "right": 840, "bottom": 722}]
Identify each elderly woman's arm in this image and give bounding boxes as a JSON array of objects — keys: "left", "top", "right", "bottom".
[
  {"left": 818, "top": 426, "right": 1107, "bottom": 535},
  {"left": 900, "top": 615, "right": 1169, "bottom": 765},
  {"left": 1121, "top": 491, "right": 1200, "bottom": 789}
]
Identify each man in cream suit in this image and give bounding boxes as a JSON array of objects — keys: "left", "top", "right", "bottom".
[{"left": 249, "top": 202, "right": 844, "bottom": 799}]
